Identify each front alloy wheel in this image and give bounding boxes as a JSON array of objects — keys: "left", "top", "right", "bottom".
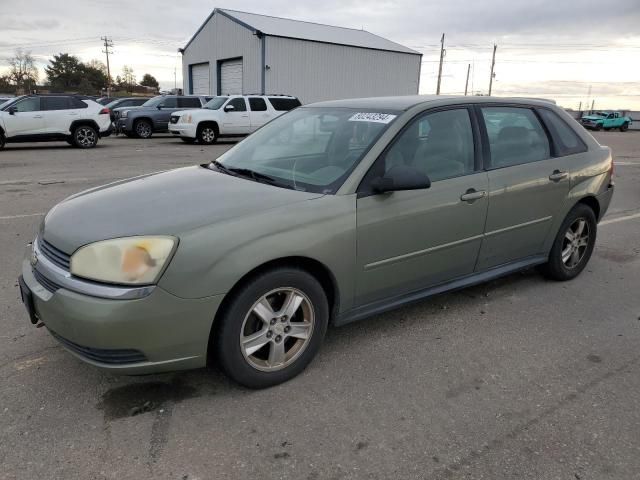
[
  {"left": 135, "top": 120, "right": 153, "bottom": 139},
  {"left": 73, "top": 126, "right": 98, "bottom": 148},
  {"left": 214, "top": 268, "right": 328, "bottom": 389},
  {"left": 198, "top": 125, "right": 217, "bottom": 144}
]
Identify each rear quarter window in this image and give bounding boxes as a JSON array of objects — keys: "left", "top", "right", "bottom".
[
  {"left": 268, "top": 97, "right": 301, "bottom": 111},
  {"left": 538, "top": 108, "right": 587, "bottom": 156}
]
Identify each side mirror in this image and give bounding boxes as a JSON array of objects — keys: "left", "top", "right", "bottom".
[
  {"left": 224, "top": 104, "right": 235, "bottom": 112},
  {"left": 371, "top": 165, "right": 431, "bottom": 194},
  {"left": 8, "top": 106, "right": 17, "bottom": 115},
  {"left": 157, "top": 105, "right": 163, "bottom": 110}
]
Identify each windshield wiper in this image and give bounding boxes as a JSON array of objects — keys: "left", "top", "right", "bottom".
[{"left": 210, "top": 161, "right": 286, "bottom": 188}]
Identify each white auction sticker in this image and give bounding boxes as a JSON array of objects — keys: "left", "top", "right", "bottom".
[{"left": 348, "top": 112, "right": 397, "bottom": 124}]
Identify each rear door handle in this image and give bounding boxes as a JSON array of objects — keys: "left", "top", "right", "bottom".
[
  {"left": 33, "top": 115, "right": 43, "bottom": 118},
  {"left": 460, "top": 189, "right": 487, "bottom": 203},
  {"left": 549, "top": 170, "right": 568, "bottom": 182}
]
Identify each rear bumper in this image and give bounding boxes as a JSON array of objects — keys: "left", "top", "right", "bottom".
[{"left": 596, "top": 183, "right": 614, "bottom": 221}]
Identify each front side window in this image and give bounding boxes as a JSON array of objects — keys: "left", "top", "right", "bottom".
[
  {"left": 538, "top": 108, "right": 587, "bottom": 156},
  {"left": 204, "top": 97, "right": 228, "bottom": 110},
  {"left": 482, "top": 107, "right": 550, "bottom": 168},
  {"left": 13, "top": 97, "right": 41, "bottom": 112},
  {"left": 248, "top": 98, "right": 267, "bottom": 111},
  {"left": 381, "top": 108, "right": 475, "bottom": 182},
  {"left": 227, "top": 97, "right": 247, "bottom": 111},
  {"left": 214, "top": 107, "right": 399, "bottom": 194}
]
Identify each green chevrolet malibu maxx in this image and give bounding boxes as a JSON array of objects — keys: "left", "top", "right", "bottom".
[{"left": 19, "top": 96, "right": 614, "bottom": 388}]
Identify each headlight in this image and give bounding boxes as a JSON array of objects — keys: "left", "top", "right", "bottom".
[
  {"left": 121, "top": 111, "right": 128, "bottom": 118},
  {"left": 182, "top": 114, "right": 192, "bottom": 124},
  {"left": 70, "top": 236, "right": 177, "bottom": 285}
]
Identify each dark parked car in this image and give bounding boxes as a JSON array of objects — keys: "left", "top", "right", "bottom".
[
  {"left": 103, "top": 97, "right": 152, "bottom": 122},
  {"left": 114, "top": 95, "right": 211, "bottom": 138}
]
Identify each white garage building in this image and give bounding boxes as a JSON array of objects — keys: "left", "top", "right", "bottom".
[{"left": 180, "top": 9, "right": 422, "bottom": 103}]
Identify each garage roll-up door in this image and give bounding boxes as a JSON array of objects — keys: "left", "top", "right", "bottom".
[
  {"left": 191, "top": 63, "right": 210, "bottom": 95},
  {"left": 220, "top": 58, "right": 243, "bottom": 94}
]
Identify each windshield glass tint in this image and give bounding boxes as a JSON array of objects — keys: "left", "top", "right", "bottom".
[
  {"left": 205, "top": 97, "right": 228, "bottom": 110},
  {"left": 216, "top": 107, "right": 399, "bottom": 194}
]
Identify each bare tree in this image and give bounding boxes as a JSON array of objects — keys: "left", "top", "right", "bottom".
[
  {"left": 121, "top": 65, "right": 136, "bottom": 93},
  {"left": 7, "top": 49, "right": 39, "bottom": 94}
]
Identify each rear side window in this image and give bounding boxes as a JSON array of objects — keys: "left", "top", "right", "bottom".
[
  {"left": 70, "top": 98, "right": 88, "bottom": 109},
  {"left": 481, "top": 107, "right": 550, "bottom": 168},
  {"left": 179, "top": 97, "right": 202, "bottom": 108},
  {"left": 248, "top": 97, "right": 267, "bottom": 111},
  {"left": 43, "top": 97, "right": 72, "bottom": 111},
  {"left": 268, "top": 97, "right": 301, "bottom": 111},
  {"left": 538, "top": 108, "right": 587, "bottom": 156}
]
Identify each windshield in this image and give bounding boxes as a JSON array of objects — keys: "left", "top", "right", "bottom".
[
  {"left": 1, "top": 96, "right": 22, "bottom": 110},
  {"left": 205, "top": 97, "right": 228, "bottom": 110},
  {"left": 214, "top": 107, "right": 400, "bottom": 194},
  {"left": 142, "top": 96, "right": 164, "bottom": 107}
]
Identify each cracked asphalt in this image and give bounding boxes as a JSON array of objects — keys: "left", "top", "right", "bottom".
[{"left": 1, "top": 132, "right": 639, "bottom": 480}]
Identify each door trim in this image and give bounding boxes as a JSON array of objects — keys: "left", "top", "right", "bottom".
[
  {"left": 336, "top": 254, "right": 547, "bottom": 326},
  {"left": 365, "top": 234, "right": 484, "bottom": 270},
  {"left": 484, "top": 216, "right": 552, "bottom": 237}
]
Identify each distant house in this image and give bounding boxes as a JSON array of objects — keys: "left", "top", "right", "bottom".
[{"left": 180, "top": 8, "right": 422, "bottom": 103}]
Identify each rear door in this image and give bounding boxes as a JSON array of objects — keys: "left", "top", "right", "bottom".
[
  {"left": 3, "top": 97, "right": 44, "bottom": 136},
  {"left": 356, "top": 107, "right": 489, "bottom": 306},
  {"left": 476, "top": 105, "right": 571, "bottom": 270},
  {"left": 41, "top": 96, "right": 76, "bottom": 134},
  {"left": 222, "top": 97, "right": 250, "bottom": 134},
  {"left": 247, "top": 97, "right": 272, "bottom": 131}
]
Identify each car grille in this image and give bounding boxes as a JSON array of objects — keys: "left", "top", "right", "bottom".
[
  {"left": 32, "top": 268, "right": 61, "bottom": 293},
  {"left": 38, "top": 237, "right": 71, "bottom": 271},
  {"left": 170, "top": 115, "right": 180, "bottom": 124},
  {"left": 48, "top": 329, "right": 148, "bottom": 365}
]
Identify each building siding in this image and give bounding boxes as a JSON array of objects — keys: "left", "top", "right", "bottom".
[
  {"left": 265, "top": 36, "right": 421, "bottom": 103},
  {"left": 182, "top": 13, "right": 262, "bottom": 95}
]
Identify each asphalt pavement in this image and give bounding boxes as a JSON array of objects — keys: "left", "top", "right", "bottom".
[{"left": 1, "top": 132, "right": 639, "bottom": 480}]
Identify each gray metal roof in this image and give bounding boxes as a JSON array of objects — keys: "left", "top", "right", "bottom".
[{"left": 184, "top": 8, "right": 420, "bottom": 55}]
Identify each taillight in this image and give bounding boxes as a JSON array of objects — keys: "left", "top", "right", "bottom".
[{"left": 99, "top": 108, "right": 110, "bottom": 115}]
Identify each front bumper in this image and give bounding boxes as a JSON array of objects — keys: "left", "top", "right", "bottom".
[
  {"left": 169, "top": 123, "right": 197, "bottom": 138},
  {"left": 20, "top": 244, "right": 224, "bottom": 374}
]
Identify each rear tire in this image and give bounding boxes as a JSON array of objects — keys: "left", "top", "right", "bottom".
[
  {"left": 538, "top": 203, "right": 597, "bottom": 281},
  {"left": 72, "top": 125, "right": 98, "bottom": 148},
  {"left": 620, "top": 122, "right": 629, "bottom": 132},
  {"left": 214, "top": 267, "right": 329, "bottom": 389},
  {"left": 197, "top": 124, "right": 218, "bottom": 145},
  {"left": 135, "top": 120, "right": 153, "bottom": 139}
]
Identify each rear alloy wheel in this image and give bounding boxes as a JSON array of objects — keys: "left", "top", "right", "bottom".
[
  {"left": 197, "top": 125, "right": 217, "bottom": 145},
  {"left": 135, "top": 120, "right": 153, "bottom": 139},
  {"left": 214, "top": 268, "right": 328, "bottom": 389},
  {"left": 72, "top": 125, "right": 98, "bottom": 148},
  {"left": 538, "top": 204, "right": 596, "bottom": 281},
  {"left": 620, "top": 122, "right": 629, "bottom": 132}
]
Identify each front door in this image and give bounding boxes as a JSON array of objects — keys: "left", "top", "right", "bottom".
[
  {"left": 356, "top": 107, "right": 489, "bottom": 306},
  {"left": 222, "top": 97, "right": 251, "bottom": 134},
  {"left": 476, "top": 106, "right": 571, "bottom": 269},
  {"left": 3, "top": 97, "right": 44, "bottom": 136}
]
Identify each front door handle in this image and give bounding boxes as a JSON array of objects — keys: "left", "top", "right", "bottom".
[
  {"left": 33, "top": 115, "right": 43, "bottom": 118},
  {"left": 549, "top": 170, "right": 568, "bottom": 182},
  {"left": 460, "top": 189, "right": 487, "bottom": 203}
]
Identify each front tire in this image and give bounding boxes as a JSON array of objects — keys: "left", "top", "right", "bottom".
[
  {"left": 595, "top": 123, "right": 603, "bottom": 131},
  {"left": 214, "top": 268, "right": 329, "bottom": 389},
  {"left": 72, "top": 125, "right": 98, "bottom": 148},
  {"left": 135, "top": 120, "right": 153, "bottom": 139},
  {"left": 620, "top": 122, "right": 629, "bottom": 132},
  {"left": 539, "top": 204, "right": 597, "bottom": 281},
  {"left": 197, "top": 124, "right": 218, "bottom": 145}
]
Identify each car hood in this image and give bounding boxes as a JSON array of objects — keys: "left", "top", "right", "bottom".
[{"left": 43, "top": 166, "right": 323, "bottom": 254}]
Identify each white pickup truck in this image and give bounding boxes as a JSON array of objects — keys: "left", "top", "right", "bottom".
[{"left": 169, "top": 94, "right": 301, "bottom": 144}]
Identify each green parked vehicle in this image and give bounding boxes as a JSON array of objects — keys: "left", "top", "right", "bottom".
[{"left": 581, "top": 111, "right": 632, "bottom": 131}]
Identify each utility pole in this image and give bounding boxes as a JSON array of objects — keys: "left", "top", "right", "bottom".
[
  {"left": 464, "top": 63, "right": 471, "bottom": 96},
  {"left": 591, "top": 99, "right": 595, "bottom": 112},
  {"left": 101, "top": 36, "right": 114, "bottom": 97},
  {"left": 436, "top": 33, "right": 445, "bottom": 95},
  {"left": 578, "top": 101, "right": 582, "bottom": 113},
  {"left": 488, "top": 43, "right": 497, "bottom": 96}
]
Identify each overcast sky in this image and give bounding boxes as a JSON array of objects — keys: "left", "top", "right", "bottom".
[{"left": 1, "top": 0, "right": 639, "bottom": 109}]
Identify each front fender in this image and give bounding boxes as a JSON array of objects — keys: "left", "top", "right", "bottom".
[{"left": 158, "top": 195, "right": 357, "bottom": 313}]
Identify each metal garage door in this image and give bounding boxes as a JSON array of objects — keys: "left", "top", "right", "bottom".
[
  {"left": 220, "top": 58, "right": 243, "bottom": 94},
  {"left": 191, "top": 63, "right": 210, "bottom": 95}
]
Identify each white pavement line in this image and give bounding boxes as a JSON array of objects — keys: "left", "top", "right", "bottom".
[
  {"left": 615, "top": 162, "right": 639, "bottom": 166},
  {"left": 0, "top": 213, "right": 44, "bottom": 221},
  {"left": 600, "top": 212, "right": 640, "bottom": 226}
]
